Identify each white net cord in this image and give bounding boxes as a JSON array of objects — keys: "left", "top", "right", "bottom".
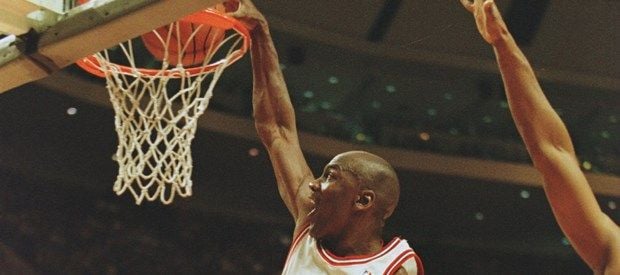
[{"left": 89, "top": 25, "right": 242, "bottom": 204}]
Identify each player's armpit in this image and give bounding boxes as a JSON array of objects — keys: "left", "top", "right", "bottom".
[
  {"left": 393, "top": 267, "right": 408, "bottom": 275},
  {"left": 393, "top": 257, "right": 422, "bottom": 275}
]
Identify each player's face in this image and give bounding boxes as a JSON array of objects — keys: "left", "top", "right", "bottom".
[{"left": 307, "top": 156, "right": 361, "bottom": 239}]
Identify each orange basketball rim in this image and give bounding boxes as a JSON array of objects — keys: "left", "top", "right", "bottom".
[{"left": 75, "top": 8, "right": 250, "bottom": 78}]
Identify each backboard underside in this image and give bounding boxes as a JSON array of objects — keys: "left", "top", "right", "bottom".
[{"left": 0, "top": 0, "right": 223, "bottom": 94}]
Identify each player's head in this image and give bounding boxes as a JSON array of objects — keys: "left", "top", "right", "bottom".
[{"left": 308, "top": 151, "right": 400, "bottom": 239}]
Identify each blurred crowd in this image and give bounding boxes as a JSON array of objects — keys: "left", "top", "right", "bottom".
[
  {"left": 0, "top": 170, "right": 288, "bottom": 274},
  {"left": 0, "top": 168, "right": 592, "bottom": 274}
]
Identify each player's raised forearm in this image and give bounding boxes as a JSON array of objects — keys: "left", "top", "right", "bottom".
[
  {"left": 249, "top": 23, "right": 298, "bottom": 144},
  {"left": 460, "top": 0, "right": 574, "bottom": 159},
  {"left": 492, "top": 37, "right": 574, "bottom": 161},
  {"left": 246, "top": 18, "right": 313, "bottom": 221}
]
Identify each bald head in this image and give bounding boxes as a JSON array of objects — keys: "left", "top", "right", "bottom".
[{"left": 329, "top": 151, "right": 400, "bottom": 220}]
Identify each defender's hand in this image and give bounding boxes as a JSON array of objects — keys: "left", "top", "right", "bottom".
[{"left": 460, "top": 0, "right": 509, "bottom": 45}]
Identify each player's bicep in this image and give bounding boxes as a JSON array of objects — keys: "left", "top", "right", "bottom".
[
  {"left": 535, "top": 149, "right": 615, "bottom": 269},
  {"left": 537, "top": 150, "right": 604, "bottom": 224},
  {"left": 264, "top": 135, "right": 314, "bottom": 220}
]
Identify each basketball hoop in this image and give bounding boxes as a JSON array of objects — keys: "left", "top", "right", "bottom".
[{"left": 76, "top": 8, "right": 250, "bottom": 205}]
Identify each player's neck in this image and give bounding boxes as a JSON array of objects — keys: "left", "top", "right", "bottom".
[{"left": 322, "top": 223, "right": 384, "bottom": 257}]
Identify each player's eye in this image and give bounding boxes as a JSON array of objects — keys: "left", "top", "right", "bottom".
[{"left": 325, "top": 170, "right": 337, "bottom": 181}]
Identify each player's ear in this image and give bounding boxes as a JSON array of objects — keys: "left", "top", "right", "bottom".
[{"left": 355, "top": 190, "right": 375, "bottom": 210}]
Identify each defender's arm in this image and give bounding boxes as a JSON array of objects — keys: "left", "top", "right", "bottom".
[{"left": 460, "top": 1, "right": 620, "bottom": 272}]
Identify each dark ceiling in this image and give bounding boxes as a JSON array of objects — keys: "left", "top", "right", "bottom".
[{"left": 0, "top": 0, "right": 618, "bottom": 273}]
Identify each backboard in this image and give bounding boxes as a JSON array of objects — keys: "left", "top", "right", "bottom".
[{"left": 0, "top": 0, "right": 223, "bottom": 94}]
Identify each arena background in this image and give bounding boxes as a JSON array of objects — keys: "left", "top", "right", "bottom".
[{"left": 0, "top": 0, "right": 618, "bottom": 274}]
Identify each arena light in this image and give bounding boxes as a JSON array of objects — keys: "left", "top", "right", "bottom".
[
  {"left": 66, "top": 107, "right": 77, "bottom": 116},
  {"left": 520, "top": 190, "right": 531, "bottom": 199}
]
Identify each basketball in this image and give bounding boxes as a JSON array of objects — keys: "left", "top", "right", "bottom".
[{"left": 140, "top": 5, "right": 227, "bottom": 66}]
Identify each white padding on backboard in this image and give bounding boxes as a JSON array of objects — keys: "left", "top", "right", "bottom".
[
  {"left": 0, "top": 34, "right": 16, "bottom": 48},
  {"left": 0, "top": 35, "right": 20, "bottom": 67},
  {"left": 25, "top": 0, "right": 70, "bottom": 14}
]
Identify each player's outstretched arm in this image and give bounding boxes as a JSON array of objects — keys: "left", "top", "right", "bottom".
[
  {"left": 229, "top": 0, "right": 314, "bottom": 223},
  {"left": 460, "top": 0, "right": 619, "bottom": 272}
]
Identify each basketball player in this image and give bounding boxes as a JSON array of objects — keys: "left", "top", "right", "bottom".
[
  {"left": 461, "top": 0, "right": 620, "bottom": 273},
  {"left": 228, "top": 0, "right": 423, "bottom": 274}
]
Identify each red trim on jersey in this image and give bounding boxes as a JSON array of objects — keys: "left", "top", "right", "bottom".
[
  {"left": 283, "top": 226, "right": 311, "bottom": 270},
  {"left": 318, "top": 237, "right": 403, "bottom": 266},
  {"left": 384, "top": 250, "right": 415, "bottom": 275},
  {"left": 413, "top": 253, "right": 424, "bottom": 275}
]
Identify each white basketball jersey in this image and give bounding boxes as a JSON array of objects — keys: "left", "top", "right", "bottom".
[{"left": 282, "top": 226, "right": 424, "bottom": 275}]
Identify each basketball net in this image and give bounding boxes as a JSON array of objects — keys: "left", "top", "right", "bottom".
[{"left": 76, "top": 9, "right": 250, "bottom": 204}]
